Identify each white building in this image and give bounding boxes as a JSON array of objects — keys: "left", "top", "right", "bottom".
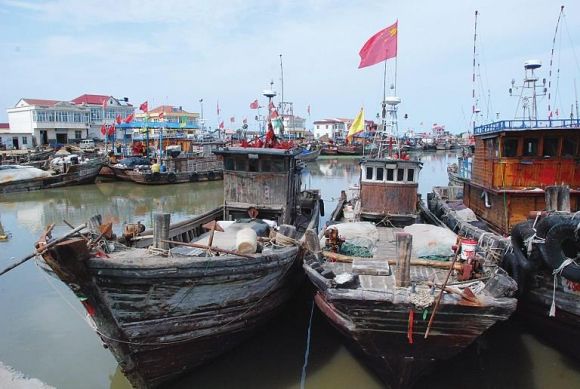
[
  {"left": 313, "top": 118, "right": 350, "bottom": 140},
  {"left": 5, "top": 94, "right": 134, "bottom": 148}
]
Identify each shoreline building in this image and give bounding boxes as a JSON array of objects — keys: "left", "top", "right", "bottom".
[
  {"left": 313, "top": 118, "right": 377, "bottom": 141},
  {"left": 5, "top": 94, "right": 134, "bottom": 149}
]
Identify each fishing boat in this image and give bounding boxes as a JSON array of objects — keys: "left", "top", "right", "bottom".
[
  {"left": 429, "top": 58, "right": 580, "bottom": 360},
  {"left": 34, "top": 94, "right": 323, "bottom": 388},
  {"left": 0, "top": 155, "right": 104, "bottom": 194},
  {"left": 108, "top": 143, "right": 224, "bottom": 185},
  {"left": 303, "top": 25, "right": 517, "bottom": 386},
  {"left": 296, "top": 145, "right": 321, "bottom": 162}
]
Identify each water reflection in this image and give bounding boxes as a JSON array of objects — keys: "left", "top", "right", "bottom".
[{"left": 0, "top": 152, "right": 578, "bottom": 389}]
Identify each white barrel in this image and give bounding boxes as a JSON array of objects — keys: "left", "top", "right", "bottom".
[{"left": 236, "top": 228, "right": 258, "bottom": 254}]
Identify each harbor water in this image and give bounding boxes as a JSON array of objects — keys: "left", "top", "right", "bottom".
[{"left": 0, "top": 152, "right": 579, "bottom": 388}]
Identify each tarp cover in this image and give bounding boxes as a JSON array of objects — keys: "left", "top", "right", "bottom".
[
  {"left": 0, "top": 165, "right": 52, "bottom": 183},
  {"left": 403, "top": 224, "right": 457, "bottom": 259}
]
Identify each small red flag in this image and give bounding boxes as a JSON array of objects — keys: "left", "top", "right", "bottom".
[
  {"left": 268, "top": 101, "right": 275, "bottom": 110},
  {"left": 271, "top": 109, "right": 279, "bottom": 119},
  {"left": 124, "top": 113, "right": 135, "bottom": 123},
  {"left": 358, "top": 21, "right": 398, "bottom": 69},
  {"left": 243, "top": 117, "right": 247, "bottom": 124},
  {"left": 219, "top": 121, "right": 224, "bottom": 129},
  {"left": 139, "top": 101, "right": 148, "bottom": 112},
  {"left": 115, "top": 114, "right": 122, "bottom": 124},
  {"left": 230, "top": 116, "right": 235, "bottom": 123},
  {"left": 159, "top": 111, "right": 164, "bottom": 119},
  {"left": 100, "top": 124, "right": 106, "bottom": 135},
  {"left": 250, "top": 99, "right": 259, "bottom": 109},
  {"left": 108, "top": 124, "right": 116, "bottom": 136}
]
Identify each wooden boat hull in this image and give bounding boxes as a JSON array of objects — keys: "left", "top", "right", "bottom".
[
  {"left": 296, "top": 148, "right": 321, "bottom": 162},
  {"left": 0, "top": 161, "right": 103, "bottom": 194},
  {"left": 109, "top": 165, "right": 223, "bottom": 185},
  {"left": 43, "top": 239, "right": 304, "bottom": 388},
  {"left": 306, "top": 269, "right": 516, "bottom": 388}
]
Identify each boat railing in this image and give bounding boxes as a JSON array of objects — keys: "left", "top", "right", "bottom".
[{"left": 474, "top": 118, "right": 580, "bottom": 135}]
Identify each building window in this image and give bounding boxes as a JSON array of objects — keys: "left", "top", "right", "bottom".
[
  {"left": 366, "top": 166, "right": 373, "bottom": 180},
  {"left": 376, "top": 167, "right": 384, "bottom": 181},
  {"left": 562, "top": 135, "right": 578, "bottom": 157},
  {"left": 543, "top": 137, "right": 559, "bottom": 157},
  {"left": 75, "top": 131, "right": 82, "bottom": 139},
  {"left": 386, "top": 168, "right": 394, "bottom": 181},
  {"left": 22, "top": 136, "right": 28, "bottom": 145},
  {"left": 407, "top": 169, "right": 415, "bottom": 182},
  {"left": 502, "top": 138, "right": 518, "bottom": 157},
  {"left": 224, "top": 157, "right": 234, "bottom": 170},
  {"left": 523, "top": 138, "right": 538, "bottom": 156},
  {"left": 248, "top": 158, "right": 259, "bottom": 172}
]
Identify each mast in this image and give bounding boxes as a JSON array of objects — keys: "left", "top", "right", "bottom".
[
  {"left": 547, "top": 5, "right": 565, "bottom": 118},
  {"left": 575, "top": 79, "right": 580, "bottom": 120},
  {"left": 472, "top": 10, "right": 479, "bottom": 130}
]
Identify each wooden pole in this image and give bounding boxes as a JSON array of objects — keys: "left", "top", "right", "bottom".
[
  {"left": 160, "top": 239, "right": 255, "bottom": 259},
  {"left": 545, "top": 186, "right": 559, "bottom": 211},
  {"left": 395, "top": 232, "right": 412, "bottom": 287},
  {"left": 0, "top": 223, "right": 87, "bottom": 277},
  {"left": 153, "top": 213, "right": 171, "bottom": 251},
  {"left": 320, "top": 251, "right": 463, "bottom": 270},
  {"left": 558, "top": 185, "right": 570, "bottom": 212},
  {"left": 425, "top": 239, "right": 462, "bottom": 339}
]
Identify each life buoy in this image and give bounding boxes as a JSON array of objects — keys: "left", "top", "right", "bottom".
[
  {"left": 189, "top": 173, "right": 199, "bottom": 182},
  {"left": 208, "top": 171, "right": 216, "bottom": 180},
  {"left": 167, "top": 172, "right": 177, "bottom": 183}
]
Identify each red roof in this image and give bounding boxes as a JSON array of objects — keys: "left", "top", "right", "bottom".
[
  {"left": 21, "top": 98, "right": 60, "bottom": 107},
  {"left": 70, "top": 94, "right": 109, "bottom": 105},
  {"left": 149, "top": 105, "right": 188, "bottom": 114},
  {"left": 0, "top": 123, "right": 9, "bottom": 129}
]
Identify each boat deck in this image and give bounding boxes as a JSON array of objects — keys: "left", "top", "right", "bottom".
[{"left": 322, "top": 226, "right": 451, "bottom": 294}]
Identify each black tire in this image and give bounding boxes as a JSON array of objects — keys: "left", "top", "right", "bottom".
[
  {"left": 543, "top": 221, "right": 580, "bottom": 282},
  {"left": 167, "top": 172, "right": 177, "bottom": 183},
  {"left": 536, "top": 214, "right": 569, "bottom": 239},
  {"left": 189, "top": 173, "right": 199, "bottom": 182},
  {"left": 144, "top": 174, "right": 153, "bottom": 182},
  {"left": 208, "top": 172, "right": 216, "bottom": 180},
  {"left": 151, "top": 172, "right": 160, "bottom": 182}
]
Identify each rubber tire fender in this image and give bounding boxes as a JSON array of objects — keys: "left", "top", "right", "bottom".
[
  {"left": 189, "top": 173, "right": 199, "bottom": 182},
  {"left": 543, "top": 221, "right": 580, "bottom": 282},
  {"left": 167, "top": 172, "right": 177, "bottom": 183},
  {"left": 208, "top": 171, "right": 216, "bottom": 180}
]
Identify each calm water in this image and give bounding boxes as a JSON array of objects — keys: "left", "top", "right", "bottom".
[{"left": 0, "top": 152, "right": 579, "bottom": 389}]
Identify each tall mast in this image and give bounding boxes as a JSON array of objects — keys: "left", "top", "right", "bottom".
[
  {"left": 547, "top": 5, "right": 565, "bottom": 118},
  {"left": 575, "top": 79, "right": 580, "bottom": 120},
  {"left": 472, "top": 10, "right": 479, "bottom": 130},
  {"left": 280, "top": 54, "right": 284, "bottom": 114}
]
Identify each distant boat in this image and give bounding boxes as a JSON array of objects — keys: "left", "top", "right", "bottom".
[{"left": 296, "top": 147, "right": 321, "bottom": 162}]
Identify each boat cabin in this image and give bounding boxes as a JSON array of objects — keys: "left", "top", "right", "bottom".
[
  {"left": 359, "top": 158, "right": 422, "bottom": 225},
  {"left": 463, "top": 119, "right": 580, "bottom": 233},
  {"left": 214, "top": 147, "right": 302, "bottom": 225}
]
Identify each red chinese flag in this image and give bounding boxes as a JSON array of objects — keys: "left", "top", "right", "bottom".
[
  {"left": 139, "top": 101, "right": 148, "bottom": 112},
  {"left": 250, "top": 99, "right": 259, "bottom": 109},
  {"left": 358, "top": 21, "right": 398, "bottom": 69},
  {"left": 115, "top": 114, "right": 122, "bottom": 124},
  {"left": 271, "top": 109, "right": 279, "bottom": 119},
  {"left": 100, "top": 124, "right": 106, "bottom": 135},
  {"left": 219, "top": 121, "right": 225, "bottom": 129},
  {"left": 124, "top": 113, "right": 134, "bottom": 123},
  {"left": 159, "top": 112, "right": 164, "bottom": 119},
  {"left": 108, "top": 124, "right": 116, "bottom": 136}
]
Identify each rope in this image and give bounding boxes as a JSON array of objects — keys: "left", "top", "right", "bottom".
[
  {"left": 300, "top": 299, "right": 315, "bottom": 389},
  {"left": 549, "top": 257, "right": 579, "bottom": 317}
]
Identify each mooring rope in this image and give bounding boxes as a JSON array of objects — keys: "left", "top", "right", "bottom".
[
  {"left": 300, "top": 299, "right": 315, "bottom": 389},
  {"left": 549, "top": 256, "right": 579, "bottom": 317}
]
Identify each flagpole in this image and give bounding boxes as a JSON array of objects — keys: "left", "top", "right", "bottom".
[{"left": 103, "top": 100, "right": 108, "bottom": 154}]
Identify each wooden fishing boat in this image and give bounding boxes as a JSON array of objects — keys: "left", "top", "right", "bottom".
[
  {"left": 336, "top": 144, "right": 363, "bottom": 155},
  {"left": 303, "top": 152, "right": 517, "bottom": 388},
  {"left": 296, "top": 147, "right": 321, "bottom": 162},
  {"left": 35, "top": 142, "right": 322, "bottom": 388},
  {"left": 428, "top": 57, "right": 580, "bottom": 360},
  {"left": 0, "top": 158, "right": 104, "bottom": 194}
]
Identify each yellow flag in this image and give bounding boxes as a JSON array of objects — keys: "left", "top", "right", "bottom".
[{"left": 347, "top": 108, "right": 364, "bottom": 142}]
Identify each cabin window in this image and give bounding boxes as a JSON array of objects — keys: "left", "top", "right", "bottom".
[
  {"left": 270, "top": 159, "right": 286, "bottom": 172},
  {"left": 542, "top": 137, "right": 559, "bottom": 157},
  {"left": 386, "top": 168, "right": 394, "bottom": 181},
  {"left": 235, "top": 158, "right": 247, "bottom": 171},
  {"left": 224, "top": 157, "right": 235, "bottom": 170},
  {"left": 261, "top": 160, "right": 271, "bottom": 172},
  {"left": 366, "top": 166, "right": 373, "bottom": 180},
  {"left": 376, "top": 167, "right": 384, "bottom": 181},
  {"left": 397, "top": 168, "right": 404, "bottom": 181},
  {"left": 562, "top": 136, "right": 578, "bottom": 157},
  {"left": 248, "top": 158, "right": 259, "bottom": 172},
  {"left": 407, "top": 169, "right": 415, "bottom": 182},
  {"left": 523, "top": 138, "right": 538, "bottom": 156},
  {"left": 503, "top": 138, "right": 518, "bottom": 157},
  {"left": 485, "top": 138, "right": 498, "bottom": 158}
]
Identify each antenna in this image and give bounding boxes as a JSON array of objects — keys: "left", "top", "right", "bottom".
[
  {"left": 547, "top": 6, "right": 565, "bottom": 117},
  {"left": 510, "top": 60, "right": 546, "bottom": 120},
  {"left": 279, "top": 54, "right": 284, "bottom": 113}
]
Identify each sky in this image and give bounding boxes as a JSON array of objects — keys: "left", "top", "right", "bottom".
[{"left": 1, "top": 0, "right": 579, "bottom": 134}]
